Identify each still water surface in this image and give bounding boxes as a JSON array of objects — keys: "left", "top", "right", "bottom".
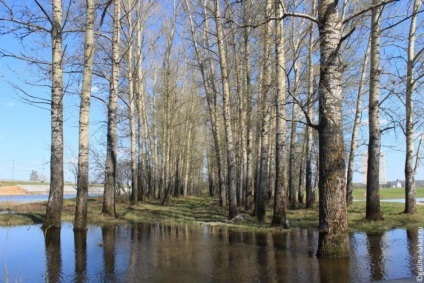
[
  {"left": 0, "top": 223, "right": 421, "bottom": 282},
  {"left": 0, "top": 194, "right": 101, "bottom": 203}
]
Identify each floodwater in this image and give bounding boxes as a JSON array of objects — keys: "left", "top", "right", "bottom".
[
  {"left": 0, "top": 224, "right": 422, "bottom": 282},
  {"left": 0, "top": 193, "right": 102, "bottom": 203}
]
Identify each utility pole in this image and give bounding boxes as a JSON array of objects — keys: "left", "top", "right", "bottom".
[{"left": 12, "top": 160, "right": 15, "bottom": 180}]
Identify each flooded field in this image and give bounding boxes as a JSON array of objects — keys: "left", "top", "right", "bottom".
[{"left": 0, "top": 223, "right": 422, "bottom": 282}]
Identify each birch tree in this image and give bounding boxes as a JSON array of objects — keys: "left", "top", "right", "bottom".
[
  {"left": 44, "top": 0, "right": 65, "bottom": 229},
  {"left": 134, "top": 1, "right": 145, "bottom": 203},
  {"left": 74, "top": 0, "right": 96, "bottom": 231},
  {"left": 256, "top": 0, "right": 273, "bottom": 222},
  {"left": 102, "top": 0, "right": 121, "bottom": 217},
  {"left": 404, "top": 0, "right": 422, "bottom": 215},
  {"left": 305, "top": 2, "right": 316, "bottom": 208},
  {"left": 272, "top": 0, "right": 288, "bottom": 228},
  {"left": 242, "top": 0, "right": 254, "bottom": 210},
  {"left": 123, "top": 0, "right": 138, "bottom": 205},
  {"left": 366, "top": 0, "right": 384, "bottom": 221},
  {"left": 214, "top": 0, "right": 238, "bottom": 219},
  {"left": 0, "top": 0, "right": 76, "bottom": 229},
  {"left": 316, "top": 0, "right": 349, "bottom": 257}
]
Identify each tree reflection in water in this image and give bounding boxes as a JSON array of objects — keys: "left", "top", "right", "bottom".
[
  {"left": 367, "top": 232, "right": 385, "bottom": 281},
  {"left": 44, "top": 228, "right": 61, "bottom": 283},
  {"left": 0, "top": 223, "right": 420, "bottom": 282},
  {"left": 74, "top": 230, "right": 87, "bottom": 283},
  {"left": 102, "top": 224, "right": 116, "bottom": 281}
]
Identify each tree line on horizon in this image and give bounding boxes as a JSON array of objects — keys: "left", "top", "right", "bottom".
[{"left": 1, "top": 0, "right": 423, "bottom": 258}]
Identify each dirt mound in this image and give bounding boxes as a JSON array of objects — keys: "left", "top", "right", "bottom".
[{"left": 0, "top": 186, "right": 29, "bottom": 195}]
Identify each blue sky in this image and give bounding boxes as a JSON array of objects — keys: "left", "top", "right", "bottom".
[
  {"left": 0, "top": 76, "right": 109, "bottom": 182},
  {"left": 0, "top": 82, "right": 53, "bottom": 181},
  {"left": 0, "top": 49, "right": 107, "bottom": 182}
]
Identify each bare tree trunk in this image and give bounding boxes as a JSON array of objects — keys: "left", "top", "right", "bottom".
[
  {"left": 74, "top": 0, "right": 96, "bottom": 231},
  {"left": 316, "top": 0, "right": 349, "bottom": 258},
  {"left": 134, "top": 14, "right": 144, "bottom": 203},
  {"left": 152, "top": 89, "right": 159, "bottom": 199},
  {"left": 126, "top": 0, "right": 138, "bottom": 205},
  {"left": 272, "top": 0, "right": 288, "bottom": 228},
  {"left": 298, "top": 131, "right": 306, "bottom": 204},
  {"left": 256, "top": 0, "right": 272, "bottom": 223},
  {"left": 183, "top": 95, "right": 195, "bottom": 197},
  {"left": 366, "top": 0, "right": 384, "bottom": 221},
  {"left": 288, "top": 67, "right": 298, "bottom": 209},
  {"left": 243, "top": 0, "right": 254, "bottom": 210},
  {"left": 203, "top": 1, "right": 227, "bottom": 207},
  {"left": 214, "top": 0, "right": 238, "bottom": 219},
  {"left": 267, "top": 114, "right": 275, "bottom": 202},
  {"left": 44, "top": 0, "right": 64, "bottom": 230},
  {"left": 235, "top": 46, "right": 245, "bottom": 206},
  {"left": 102, "top": 0, "right": 120, "bottom": 217},
  {"left": 346, "top": 39, "right": 370, "bottom": 206},
  {"left": 305, "top": 7, "right": 316, "bottom": 209},
  {"left": 404, "top": 0, "right": 421, "bottom": 215}
]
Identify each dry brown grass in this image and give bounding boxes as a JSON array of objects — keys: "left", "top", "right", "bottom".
[{"left": 0, "top": 186, "right": 29, "bottom": 195}]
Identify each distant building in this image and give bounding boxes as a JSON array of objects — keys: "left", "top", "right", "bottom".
[{"left": 396, "top": 180, "right": 401, "bottom": 188}]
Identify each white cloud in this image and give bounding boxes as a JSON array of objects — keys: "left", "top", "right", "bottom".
[
  {"left": 4, "top": 101, "right": 15, "bottom": 107},
  {"left": 67, "top": 157, "right": 78, "bottom": 165},
  {"left": 92, "top": 85, "right": 100, "bottom": 94}
]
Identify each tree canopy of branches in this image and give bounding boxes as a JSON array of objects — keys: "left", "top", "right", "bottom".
[{"left": 1, "top": 0, "right": 423, "bottom": 257}]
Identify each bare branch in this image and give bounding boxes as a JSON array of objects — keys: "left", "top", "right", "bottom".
[
  {"left": 414, "top": 133, "right": 424, "bottom": 173},
  {"left": 34, "top": 0, "right": 53, "bottom": 25},
  {"left": 382, "top": 8, "right": 424, "bottom": 32},
  {"left": 343, "top": 0, "right": 399, "bottom": 25}
]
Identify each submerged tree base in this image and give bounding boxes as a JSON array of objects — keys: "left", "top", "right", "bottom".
[{"left": 316, "top": 231, "right": 350, "bottom": 258}]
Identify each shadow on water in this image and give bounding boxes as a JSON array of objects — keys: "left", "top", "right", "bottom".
[
  {"left": 0, "top": 224, "right": 422, "bottom": 282},
  {"left": 17, "top": 212, "right": 44, "bottom": 224}
]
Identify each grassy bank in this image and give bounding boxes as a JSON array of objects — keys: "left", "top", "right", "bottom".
[
  {"left": 352, "top": 187, "right": 424, "bottom": 199},
  {"left": 1, "top": 193, "right": 423, "bottom": 233}
]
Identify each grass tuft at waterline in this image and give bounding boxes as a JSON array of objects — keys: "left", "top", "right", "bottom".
[{"left": 1, "top": 189, "right": 423, "bottom": 233}]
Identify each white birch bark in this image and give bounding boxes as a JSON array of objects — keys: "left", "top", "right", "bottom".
[
  {"left": 316, "top": 0, "right": 349, "bottom": 257},
  {"left": 272, "top": 0, "right": 288, "bottom": 227},
  {"left": 404, "top": 0, "right": 421, "bottom": 214},
  {"left": 214, "top": 0, "right": 238, "bottom": 219},
  {"left": 256, "top": 0, "right": 273, "bottom": 222},
  {"left": 102, "top": 0, "right": 120, "bottom": 217},
  {"left": 125, "top": 0, "right": 138, "bottom": 205},
  {"left": 44, "top": 0, "right": 64, "bottom": 230},
  {"left": 74, "top": 0, "right": 96, "bottom": 231},
  {"left": 366, "top": 0, "right": 383, "bottom": 221}
]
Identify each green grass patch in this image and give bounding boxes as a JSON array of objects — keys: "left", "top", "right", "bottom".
[
  {"left": 1, "top": 195, "right": 423, "bottom": 234},
  {"left": 352, "top": 187, "right": 424, "bottom": 199}
]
